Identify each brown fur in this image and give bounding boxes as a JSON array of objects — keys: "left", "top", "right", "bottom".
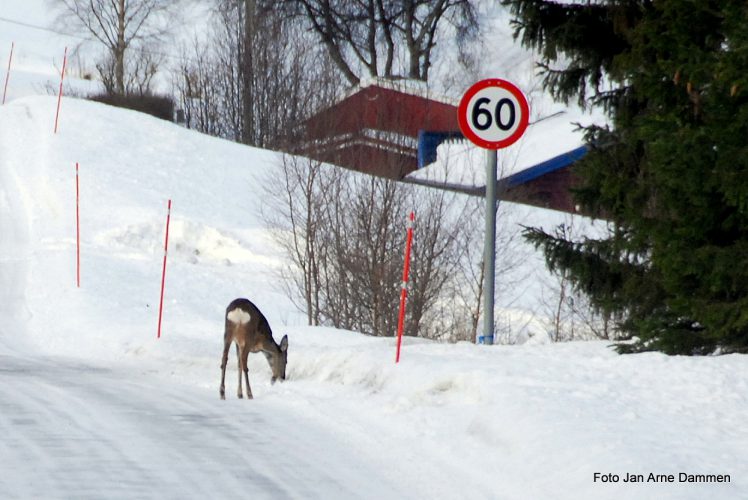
[{"left": 219, "top": 298, "right": 288, "bottom": 400}]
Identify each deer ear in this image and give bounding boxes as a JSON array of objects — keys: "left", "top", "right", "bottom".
[{"left": 280, "top": 335, "right": 288, "bottom": 352}]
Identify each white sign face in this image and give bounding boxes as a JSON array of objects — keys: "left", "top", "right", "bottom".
[{"left": 458, "top": 79, "right": 529, "bottom": 150}]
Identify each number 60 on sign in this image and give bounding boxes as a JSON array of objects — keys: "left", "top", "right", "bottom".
[{"left": 457, "top": 78, "right": 529, "bottom": 150}]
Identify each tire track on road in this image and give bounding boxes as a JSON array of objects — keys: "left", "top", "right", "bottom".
[{"left": 0, "top": 353, "right": 413, "bottom": 499}]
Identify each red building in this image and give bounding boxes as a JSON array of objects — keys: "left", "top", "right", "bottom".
[{"left": 298, "top": 80, "right": 585, "bottom": 214}]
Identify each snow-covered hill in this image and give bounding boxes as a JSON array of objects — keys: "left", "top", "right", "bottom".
[
  {"left": 0, "top": 96, "right": 746, "bottom": 499},
  {"left": 2, "top": 1, "right": 747, "bottom": 498}
]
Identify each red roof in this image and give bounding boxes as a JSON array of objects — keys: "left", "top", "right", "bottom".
[
  {"left": 300, "top": 82, "right": 459, "bottom": 179},
  {"left": 297, "top": 80, "right": 583, "bottom": 214}
]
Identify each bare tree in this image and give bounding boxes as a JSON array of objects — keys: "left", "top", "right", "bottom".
[
  {"left": 172, "top": 39, "right": 224, "bottom": 136},
  {"left": 539, "top": 216, "right": 620, "bottom": 342},
  {"left": 51, "top": 0, "right": 176, "bottom": 95},
  {"left": 405, "top": 183, "right": 479, "bottom": 339},
  {"left": 306, "top": 170, "right": 406, "bottom": 336},
  {"left": 262, "top": 150, "right": 509, "bottom": 342},
  {"left": 173, "top": 1, "right": 339, "bottom": 146},
  {"left": 273, "top": 0, "right": 478, "bottom": 86},
  {"left": 344, "top": 176, "right": 405, "bottom": 336},
  {"left": 98, "top": 45, "right": 163, "bottom": 95},
  {"left": 261, "top": 155, "right": 342, "bottom": 326}
]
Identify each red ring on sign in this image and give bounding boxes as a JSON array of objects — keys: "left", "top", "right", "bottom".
[{"left": 458, "top": 78, "right": 530, "bottom": 150}]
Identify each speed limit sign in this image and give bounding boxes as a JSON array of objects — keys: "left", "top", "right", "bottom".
[
  {"left": 458, "top": 79, "right": 530, "bottom": 346},
  {"left": 458, "top": 78, "right": 529, "bottom": 150}
]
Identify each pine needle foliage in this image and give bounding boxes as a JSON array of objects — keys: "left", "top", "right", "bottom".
[{"left": 505, "top": 0, "right": 748, "bottom": 354}]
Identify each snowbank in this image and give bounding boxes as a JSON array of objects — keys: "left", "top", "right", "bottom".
[{"left": 0, "top": 96, "right": 745, "bottom": 499}]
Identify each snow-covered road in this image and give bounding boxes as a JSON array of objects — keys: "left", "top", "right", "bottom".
[
  {"left": 1, "top": 96, "right": 746, "bottom": 500},
  {"left": 0, "top": 351, "right": 411, "bottom": 499}
]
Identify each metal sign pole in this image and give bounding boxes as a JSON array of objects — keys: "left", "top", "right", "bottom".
[
  {"left": 458, "top": 78, "right": 529, "bottom": 346},
  {"left": 482, "top": 148, "right": 497, "bottom": 345}
]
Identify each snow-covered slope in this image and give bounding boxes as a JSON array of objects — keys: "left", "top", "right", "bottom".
[
  {"left": 1, "top": 2, "right": 747, "bottom": 498},
  {"left": 1, "top": 97, "right": 746, "bottom": 499},
  {"left": 0, "top": 95, "right": 291, "bottom": 353}
]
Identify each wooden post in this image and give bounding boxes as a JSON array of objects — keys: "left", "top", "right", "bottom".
[
  {"left": 157, "top": 199, "right": 172, "bottom": 338},
  {"left": 395, "top": 211, "right": 415, "bottom": 363},
  {"left": 2, "top": 42, "right": 14, "bottom": 105},
  {"left": 76, "top": 162, "right": 80, "bottom": 287},
  {"left": 54, "top": 47, "right": 68, "bottom": 134}
]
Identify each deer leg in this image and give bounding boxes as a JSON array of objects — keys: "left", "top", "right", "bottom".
[
  {"left": 236, "top": 343, "right": 244, "bottom": 399},
  {"left": 219, "top": 338, "right": 231, "bottom": 400},
  {"left": 242, "top": 347, "right": 253, "bottom": 400}
]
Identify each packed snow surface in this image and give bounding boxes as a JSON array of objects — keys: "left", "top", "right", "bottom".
[
  {"left": 0, "top": 97, "right": 746, "bottom": 500},
  {"left": 2, "top": 2, "right": 747, "bottom": 498}
]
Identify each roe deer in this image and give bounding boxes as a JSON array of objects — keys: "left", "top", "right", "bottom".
[{"left": 220, "top": 298, "right": 288, "bottom": 400}]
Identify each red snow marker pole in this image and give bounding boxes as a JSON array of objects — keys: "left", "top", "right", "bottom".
[
  {"left": 53, "top": 46, "right": 67, "bottom": 134},
  {"left": 76, "top": 162, "right": 80, "bottom": 288},
  {"left": 2, "top": 42, "right": 14, "bottom": 105},
  {"left": 157, "top": 199, "right": 172, "bottom": 339},
  {"left": 395, "top": 211, "right": 415, "bottom": 363}
]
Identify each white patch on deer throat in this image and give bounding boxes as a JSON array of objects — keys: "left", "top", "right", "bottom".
[{"left": 227, "top": 308, "right": 251, "bottom": 324}]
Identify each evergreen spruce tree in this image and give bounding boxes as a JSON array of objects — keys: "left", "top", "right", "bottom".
[{"left": 504, "top": 0, "right": 748, "bottom": 354}]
